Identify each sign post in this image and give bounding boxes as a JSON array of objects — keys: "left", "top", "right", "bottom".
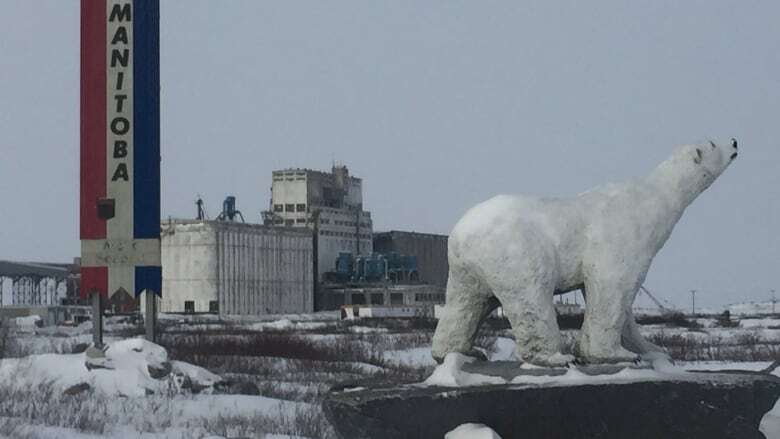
[
  {"left": 92, "top": 293, "right": 104, "bottom": 348},
  {"left": 80, "top": 0, "right": 161, "bottom": 346}
]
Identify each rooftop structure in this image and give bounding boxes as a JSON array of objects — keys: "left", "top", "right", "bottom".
[{"left": 264, "top": 165, "right": 373, "bottom": 281}]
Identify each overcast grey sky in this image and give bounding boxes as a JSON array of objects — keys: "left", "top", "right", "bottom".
[{"left": 1, "top": 1, "right": 778, "bottom": 309}]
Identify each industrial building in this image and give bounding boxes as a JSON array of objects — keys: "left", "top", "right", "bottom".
[
  {"left": 373, "top": 231, "right": 449, "bottom": 288},
  {"left": 0, "top": 260, "right": 78, "bottom": 307},
  {"left": 263, "top": 165, "right": 373, "bottom": 281},
  {"left": 159, "top": 219, "right": 314, "bottom": 315}
]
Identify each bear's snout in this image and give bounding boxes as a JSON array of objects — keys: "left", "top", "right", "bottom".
[{"left": 730, "top": 138, "right": 738, "bottom": 160}]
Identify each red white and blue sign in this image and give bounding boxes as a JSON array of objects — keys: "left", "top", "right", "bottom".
[{"left": 80, "top": 0, "right": 161, "bottom": 299}]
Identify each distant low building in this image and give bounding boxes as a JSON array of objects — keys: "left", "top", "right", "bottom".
[
  {"left": 0, "top": 260, "right": 77, "bottom": 307},
  {"left": 341, "top": 304, "right": 430, "bottom": 320},
  {"left": 159, "top": 219, "right": 314, "bottom": 316},
  {"left": 318, "top": 283, "right": 445, "bottom": 313}
]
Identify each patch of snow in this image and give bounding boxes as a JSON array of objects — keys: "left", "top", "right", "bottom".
[
  {"left": 341, "top": 386, "right": 366, "bottom": 392},
  {"left": 424, "top": 354, "right": 506, "bottom": 387},
  {"left": 383, "top": 347, "right": 437, "bottom": 368},
  {"left": 488, "top": 337, "right": 515, "bottom": 361},
  {"left": 509, "top": 365, "right": 673, "bottom": 387},
  {"left": 682, "top": 361, "right": 778, "bottom": 375},
  {"left": 34, "top": 320, "right": 94, "bottom": 338},
  {"left": 423, "top": 352, "right": 690, "bottom": 388},
  {"left": 740, "top": 318, "right": 780, "bottom": 329},
  {"left": 446, "top": 423, "right": 502, "bottom": 439},
  {"left": 250, "top": 319, "right": 328, "bottom": 332},
  {"left": 348, "top": 325, "right": 388, "bottom": 334}
]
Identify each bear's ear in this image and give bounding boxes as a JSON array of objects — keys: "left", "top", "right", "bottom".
[
  {"left": 694, "top": 148, "right": 703, "bottom": 164},
  {"left": 709, "top": 140, "right": 717, "bottom": 149}
]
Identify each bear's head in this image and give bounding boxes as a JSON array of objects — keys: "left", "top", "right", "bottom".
[{"left": 663, "top": 138, "right": 738, "bottom": 198}]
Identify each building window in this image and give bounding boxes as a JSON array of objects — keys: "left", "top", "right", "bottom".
[
  {"left": 184, "top": 301, "right": 195, "bottom": 313},
  {"left": 296, "top": 203, "right": 306, "bottom": 212},
  {"left": 209, "top": 301, "right": 219, "bottom": 313},
  {"left": 371, "top": 293, "right": 384, "bottom": 305},
  {"left": 296, "top": 218, "right": 306, "bottom": 223},
  {"left": 351, "top": 293, "right": 366, "bottom": 305},
  {"left": 285, "top": 219, "right": 294, "bottom": 226},
  {"left": 274, "top": 204, "right": 283, "bottom": 212},
  {"left": 285, "top": 204, "right": 294, "bottom": 212},
  {"left": 390, "top": 293, "right": 403, "bottom": 305}
]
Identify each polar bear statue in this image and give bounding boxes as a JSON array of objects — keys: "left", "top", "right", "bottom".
[{"left": 432, "top": 139, "right": 739, "bottom": 366}]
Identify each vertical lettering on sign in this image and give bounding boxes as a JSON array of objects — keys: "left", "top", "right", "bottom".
[{"left": 107, "top": 0, "right": 135, "bottom": 296}]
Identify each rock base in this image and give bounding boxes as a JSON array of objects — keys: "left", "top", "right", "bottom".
[{"left": 324, "top": 368, "right": 780, "bottom": 439}]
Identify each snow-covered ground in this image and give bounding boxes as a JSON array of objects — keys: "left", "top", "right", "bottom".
[
  {"left": 446, "top": 423, "right": 502, "bottom": 439},
  {"left": 2, "top": 312, "right": 780, "bottom": 438}
]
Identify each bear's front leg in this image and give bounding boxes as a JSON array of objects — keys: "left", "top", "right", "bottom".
[{"left": 578, "top": 275, "right": 640, "bottom": 363}]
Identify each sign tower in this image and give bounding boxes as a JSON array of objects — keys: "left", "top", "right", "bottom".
[{"left": 80, "top": 0, "right": 161, "bottom": 345}]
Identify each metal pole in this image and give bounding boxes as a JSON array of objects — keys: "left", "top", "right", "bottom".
[
  {"left": 690, "top": 289, "right": 697, "bottom": 316},
  {"left": 145, "top": 291, "right": 157, "bottom": 342},
  {"left": 92, "top": 292, "right": 103, "bottom": 348},
  {"left": 772, "top": 289, "right": 776, "bottom": 315},
  {"left": 312, "top": 209, "right": 320, "bottom": 310}
]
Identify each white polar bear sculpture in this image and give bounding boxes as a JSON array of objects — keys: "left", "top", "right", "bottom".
[{"left": 432, "top": 140, "right": 739, "bottom": 366}]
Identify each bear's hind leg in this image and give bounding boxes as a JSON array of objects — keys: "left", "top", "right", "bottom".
[
  {"left": 496, "top": 284, "right": 574, "bottom": 367},
  {"left": 431, "top": 270, "right": 494, "bottom": 363},
  {"left": 622, "top": 313, "right": 667, "bottom": 356}
]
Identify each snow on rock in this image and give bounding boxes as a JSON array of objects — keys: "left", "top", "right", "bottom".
[
  {"left": 509, "top": 365, "right": 669, "bottom": 386},
  {"left": 761, "top": 398, "right": 780, "bottom": 439},
  {"left": 0, "top": 338, "right": 222, "bottom": 397},
  {"left": 424, "top": 352, "right": 686, "bottom": 388},
  {"left": 171, "top": 360, "right": 222, "bottom": 390},
  {"left": 177, "top": 394, "right": 312, "bottom": 421},
  {"left": 424, "top": 353, "right": 506, "bottom": 387},
  {"left": 445, "top": 423, "right": 503, "bottom": 439}
]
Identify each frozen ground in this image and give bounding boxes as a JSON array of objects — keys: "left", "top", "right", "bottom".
[{"left": 1, "top": 312, "right": 780, "bottom": 438}]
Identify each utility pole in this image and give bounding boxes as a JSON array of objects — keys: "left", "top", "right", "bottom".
[
  {"left": 772, "top": 289, "right": 777, "bottom": 315},
  {"left": 311, "top": 209, "right": 321, "bottom": 310},
  {"left": 690, "top": 289, "right": 697, "bottom": 316}
]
